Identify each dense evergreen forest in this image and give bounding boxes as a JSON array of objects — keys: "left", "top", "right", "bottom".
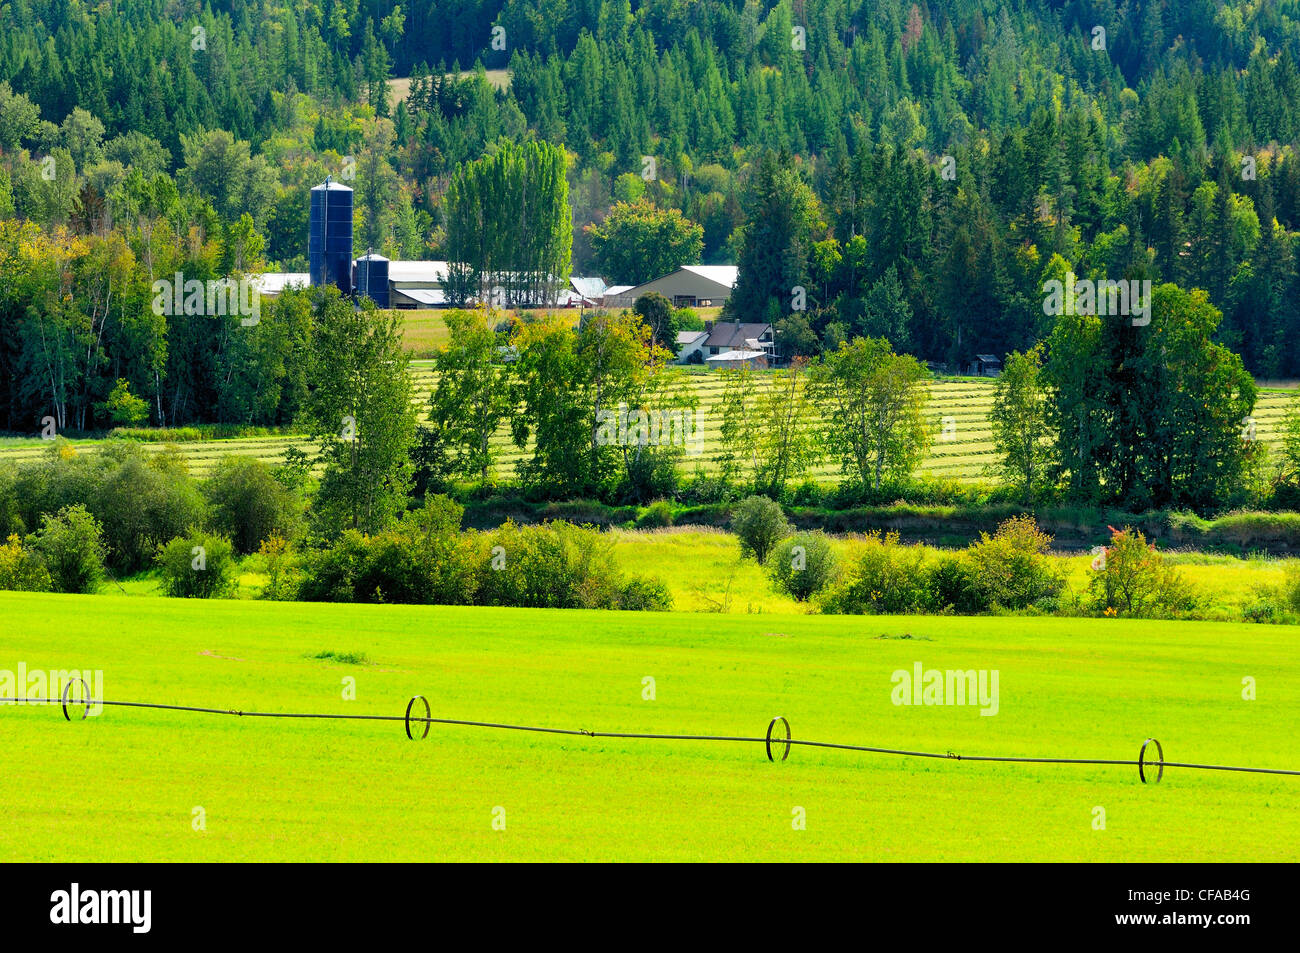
[{"left": 4, "top": 0, "right": 1300, "bottom": 436}]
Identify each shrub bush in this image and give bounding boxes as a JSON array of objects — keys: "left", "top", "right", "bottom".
[
  {"left": 618, "top": 575, "right": 674, "bottom": 611},
  {"left": 28, "top": 504, "right": 106, "bottom": 594},
  {"left": 478, "top": 520, "right": 671, "bottom": 610},
  {"left": 297, "top": 530, "right": 370, "bottom": 602},
  {"left": 677, "top": 467, "right": 736, "bottom": 505},
  {"left": 91, "top": 450, "right": 207, "bottom": 571},
  {"left": 966, "top": 515, "right": 1064, "bottom": 610},
  {"left": 296, "top": 512, "right": 671, "bottom": 610},
  {"left": 731, "top": 495, "right": 790, "bottom": 564},
  {"left": 619, "top": 447, "right": 681, "bottom": 504},
  {"left": 1270, "top": 478, "right": 1300, "bottom": 511},
  {"left": 819, "top": 530, "right": 928, "bottom": 614},
  {"left": 635, "top": 499, "right": 675, "bottom": 529},
  {"left": 924, "top": 552, "right": 982, "bottom": 614},
  {"left": 256, "top": 533, "right": 300, "bottom": 601},
  {"left": 480, "top": 520, "right": 618, "bottom": 609},
  {"left": 1085, "top": 526, "right": 1198, "bottom": 618},
  {"left": 788, "top": 480, "right": 830, "bottom": 507},
  {"left": 769, "top": 532, "right": 838, "bottom": 601},
  {"left": 673, "top": 306, "right": 701, "bottom": 331},
  {"left": 0, "top": 534, "right": 52, "bottom": 592},
  {"left": 410, "top": 427, "right": 457, "bottom": 497},
  {"left": 156, "top": 530, "right": 238, "bottom": 598},
  {"left": 204, "top": 455, "right": 304, "bottom": 555},
  {"left": 1281, "top": 563, "right": 1300, "bottom": 613},
  {"left": 355, "top": 500, "right": 483, "bottom": 604},
  {"left": 1242, "top": 593, "right": 1286, "bottom": 624},
  {"left": 11, "top": 445, "right": 102, "bottom": 532},
  {"left": 298, "top": 496, "right": 482, "bottom": 605}
]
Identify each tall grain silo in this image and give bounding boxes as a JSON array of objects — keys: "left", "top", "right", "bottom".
[
  {"left": 355, "top": 252, "right": 390, "bottom": 308},
  {"left": 309, "top": 178, "right": 354, "bottom": 293}
]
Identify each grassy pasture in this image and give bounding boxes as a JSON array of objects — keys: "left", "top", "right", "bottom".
[
  {"left": 0, "top": 591, "right": 1295, "bottom": 861},
  {"left": 398, "top": 310, "right": 454, "bottom": 357}
]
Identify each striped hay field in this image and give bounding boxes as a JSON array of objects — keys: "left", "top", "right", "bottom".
[{"left": 0, "top": 364, "right": 1293, "bottom": 484}]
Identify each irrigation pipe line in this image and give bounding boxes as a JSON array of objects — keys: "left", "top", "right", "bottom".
[{"left": 2, "top": 681, "right": 1297, "bottom": 785}]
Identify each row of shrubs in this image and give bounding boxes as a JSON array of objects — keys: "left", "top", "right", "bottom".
[
  {"left": 450, "top": 473, "right": 1021, "bottom": 513},
  {"left": 463, "top": 490, "right": 1300, "bottom": 557},
  {"left": 0, "top": 441, "right": 304, "bottom": 572},
  {"left": 0, "top": 493, "right": 673, "bottom": 611},
  {"left": 107, "top": 424, "right": 290, "bottom": 443},
  {"left": 0, "top": 504, "right": 242, "bottom": 599},
  {"left": 444, "top": 450, "right": 1300, "bottom": 516},
  {"left": 0, "top": 505, "right": 108, "bottom": 594},
  {"left": 731, "top": 495, "right": 1211, "bottom": 619},
  {"left": 290, "top": 498, "right": 671, "bottom": 610},
  {"left": 4, "top": 446, "right": 1297, "bottom": 621}
]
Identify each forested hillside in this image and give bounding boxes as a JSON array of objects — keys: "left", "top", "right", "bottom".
[{"left": 5, "top": 0, "right": 1300, "bottom": 437}]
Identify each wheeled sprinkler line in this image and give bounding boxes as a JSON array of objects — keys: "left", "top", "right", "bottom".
[{"left": 9, "top": 680, "right": 1299, "bottom": 785}]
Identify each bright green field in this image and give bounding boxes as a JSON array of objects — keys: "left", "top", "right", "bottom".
[{"left": 0, "top": 592, "right": 1296, "bottom": 861}]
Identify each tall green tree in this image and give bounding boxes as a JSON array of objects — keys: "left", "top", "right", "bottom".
[
  {"left": 444, "top": 140, "right": 571, "bottom": 307},
  {"left": 726, "top": 150, "right": 822, "bottom": 323},
  {"left": 1043, "top": 297, "right": 1107, "bottom": 501},
  {"left": 991, "top": 346, "right": 1055, "bottom": 503},
  {"left": 578, "top": 310, "right": 661, "bottom": 490},
  {"left": 714, "top": 365, "right": 761, "bottom": 488},
  {"left": 216, "top": 287, "right": 313, "bottom": 426},
  {"left": 508, "top": 316, "right": 590, "bottom": 493},
  {"left": 429, "top": 308, "right": 512, "bottom": 484},
  {"left": 585, "top": 199, "right": 704, "bottom": 285},
  {"left": 809, "top": 338, "right": 931, "bottom": 491},
  {"left": 632, "top": 292, "right": 678, "bottom": 350},
  {"left": 1125, "top": 284, "right": 1258, "bottom": 509},
  {"left": 753, "top": 359, "right": 822, "bottom": 497},
  {"left": 1049, "top": 283, "right": 1257, "bottom": 509},
  {"left": 306, "top": 289, "right": 416, "bottom": 535},
  {"left": 717, "top": 360, "right": 820, "bottom": 497},
  {"left": 179, "top": 129, "right": 276, "bottom": 224}
]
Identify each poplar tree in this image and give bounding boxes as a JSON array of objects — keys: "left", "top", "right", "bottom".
[{"left": 444, "top": 140, "right": 572, "bottom": 307}]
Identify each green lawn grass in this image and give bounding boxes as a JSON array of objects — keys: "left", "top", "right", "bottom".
[{"left": 1, "top": 592, "right": 1296, "bottom": 861}]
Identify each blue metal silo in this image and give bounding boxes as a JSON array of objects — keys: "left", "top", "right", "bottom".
[
  {"left": 355, "top": 252, "right": 390, "bottom": 308},
  {"left": 309, "top": 178, "right": 354, "bottom": 293}
]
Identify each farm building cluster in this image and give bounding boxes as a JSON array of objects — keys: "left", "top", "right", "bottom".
[
  {"left": 252, "top": 179, "right": 1000, "bottom": 375},
  {"left": 257, "top": 179, "right": 740, "bottom": 312},
  {"left": 257, "top": 262, "right": 739, "bottom": 313}
]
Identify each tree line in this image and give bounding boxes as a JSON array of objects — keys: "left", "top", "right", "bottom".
[
  {"left": 424, "top": 286, "right": 1284, "bottom": 514},
  {"left": 10, "top": 3, "right": 1300, "bottom": 374}
]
